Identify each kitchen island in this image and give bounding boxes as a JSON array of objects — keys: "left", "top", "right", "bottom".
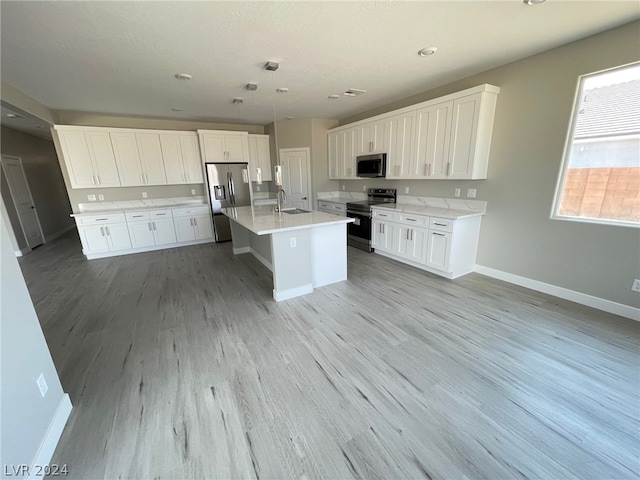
[{"left": 223, "top": 206, "right": 354, "bottom": 301}]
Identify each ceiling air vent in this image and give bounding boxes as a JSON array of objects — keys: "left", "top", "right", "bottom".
[{"left": 342, "top": 88, "right": 366, "bottom": 97}]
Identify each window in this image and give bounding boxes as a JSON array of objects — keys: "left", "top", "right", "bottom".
[{"left": 552, "top": 63, "right": 640, "bottom": 227}]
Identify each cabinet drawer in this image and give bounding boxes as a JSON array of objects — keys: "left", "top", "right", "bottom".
[
  {"left": 150, "top": 209, "right": 173, "bottom": 219},
  {"left": 76, "top": 213, "right": 126, "bottom": 225},
  {"left": 332, "top": 203, "right": 346, "bottom": 213},
  {"left": 399, "top": 213, "right": 426, "bottom": 226},
  {"left": 429, "top": 217, "right": 454, "bottom": 232},
  {"left": 172, "top": 206, "right": 210, "bottom": 217},
  {"left": 318, "top": 201, "right": 331, "bottom": 210},
  {"left": 125, "top": 211, "right": 150, "bottom": 222},
  {"left": 372, "top": 209, "right": 397, "bottom": 222}
]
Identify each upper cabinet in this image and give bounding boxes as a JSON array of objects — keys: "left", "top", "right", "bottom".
[
  {"left": 247, "top": 134, "right": 272, "bottom": 182},
  {"left": 160, "top": 133, "right": 203, "bottom": 184},
  {"left": 327, "top": 84, "right": 499, "bottom": 181},
  {"left": 54, "top": 127, "right": 121, "bottom": 189},
  {"left": 111, "top": 132, "right": 167, "bottom": 186},
  {"left": 197, "top": 130, "right": 249, "bottom": 163}
]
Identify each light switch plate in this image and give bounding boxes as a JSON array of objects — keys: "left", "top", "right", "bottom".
[
  {"left": 467, "top": 188, "right": 477, "bottom": 198},
  {"left": 342, "top": 184, "right": 345, "bottom": 191},
  {"left": 404, "top": 187, "right": 410, "bottom": 194},
  {"left": 363, "top": 185, "right": 367, "bottom": 192},
  {"left": 98, "top": 194, "right": 104, "bottom": 201},
  {"left": 37, "top": 373, "right": 48, "bottom": 398},
  {"left": 87, "top": 194, "right": 96, "bottom": 201},
  {"left": 290, "top": 237, "right": 297, "bottom": 248},
  {"left": 191, "top": 189, "right": 196, "bottom": 195},
  {"left": 632, "top": 279, "right": 640, "bottom": 292},
  {"left": 454, "top": 188, "right": 461, "bottom": 197},
  {"left": 142, "top": 192, "right": 147, "bottom": 198}
]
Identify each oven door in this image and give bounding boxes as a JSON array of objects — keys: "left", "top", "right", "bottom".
[{"left": 347, "top": 210, "right": 373, "bottom": 252}]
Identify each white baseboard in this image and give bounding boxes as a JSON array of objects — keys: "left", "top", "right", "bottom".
[
  {"left": 232, "top": 246, "right": 251, "bottom": 255},
  {"left": 273, "top": 284, "right": 313, "bottom": 302},
  {"left": 45, "top": 224, "right": 76, "bottom": 243},
  {"left": 84, "top": 238, "right": 215, "bottom": 260},
  {"left": 474, "top": 265, "right": 640, "bottom": 321},
  {"left": 29, "top": 394, "right": 72, "bottom": 480},
  {"left": 250, "top": 248, "right": 273, "bottom": 272},
  {"left": 15, "top": 246, "right": 31, "bottom": 257}
]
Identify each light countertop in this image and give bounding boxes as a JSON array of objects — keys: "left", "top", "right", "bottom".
[
  {"left": 223, "top": 205, "right": 353, "bottom": 235},
  {"left": 72, "top": 197, "right": 208, "bottom": 217},
  {"left": 372, "top": 203, "right": 485, "bottom": 219}
]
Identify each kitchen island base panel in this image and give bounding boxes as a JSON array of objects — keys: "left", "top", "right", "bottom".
[{"left": 228, "top": 218, "right": 348, "bottom": 301}]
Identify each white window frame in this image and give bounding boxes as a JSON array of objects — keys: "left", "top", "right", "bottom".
[{"left": 551, "top": 62, "right": 640, "bottom": 228}]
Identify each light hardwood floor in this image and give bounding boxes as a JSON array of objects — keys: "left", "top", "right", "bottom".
[{"left": 19, "top": 231, "right": 639, "bottom": 480}]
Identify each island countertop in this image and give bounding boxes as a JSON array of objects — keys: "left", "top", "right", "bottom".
[{"left": 223, "top": 205, "right": 354, "bottom": 235}]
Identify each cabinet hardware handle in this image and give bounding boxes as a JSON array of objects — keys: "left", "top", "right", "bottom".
[
  {"left": 96, "top": 175, "right": 101, "bottom": 185},
  {"left": 194, "top": 218, "right": 197, "bottom": 226},
  {"left": 91, "top": 175, "right": 96, "bottom": 185},
  {"left": 433, "top": 232, "right": 445, "bottom": 236},
  {"left": 434, "top": 223, "right": 447, "bottom": 226},
  {"left": 105, "top": 226, "right": 110, "bottom": 236},
  {"left": 406, "top": 229, "right": 410, "bottom": 240},
  {"left": 446, "top": 162, "right": 451, "bottom": 176},
  {"left": 96, "top": 218, "right": 108, "bottom": 221},
  {"left": 100, "top": 227, "right": 105, "bottom": 236},
  {"left": 133, "top": 215, "right": 143, "bottom": 218},
  {"left": 369, "top": 141, "right": 373, "bottom": 152},
  {"left": 190, "top": 218, "right": 194, "bottom": 226},
  {"left": 153, "top": 222, "right": 157, "bottom": 231},
  {"left": 157, "top": 213, "right": 166, "bottom": 216},
  {"left": 382, "top": 224, "right": 385, "bottom": 234},
  {"left": 148, "top": 222, "right": 152, "bottom": 231},
  {"left": 411, "top": 229, "right": 414, "bottom": 241},
  {"left": 407, "top": 218, "right": 416, "bottom": 222}
]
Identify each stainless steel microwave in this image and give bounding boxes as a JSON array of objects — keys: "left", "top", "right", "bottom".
[{"left": 356, "top": 154, "right": 386, "bottom": 178}]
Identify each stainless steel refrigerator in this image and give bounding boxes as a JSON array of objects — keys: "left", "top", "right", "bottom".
[{"left": 205, "top": 163, "right": 252, "bottom": 242}]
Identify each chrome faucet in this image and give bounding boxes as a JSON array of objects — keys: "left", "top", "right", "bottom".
[{"left": 275, "top": 188, "right": 287, "bottom": 213}]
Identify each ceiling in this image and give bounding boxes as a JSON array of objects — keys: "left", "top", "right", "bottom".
[{"left": 1, "top": 1, "right": 639, "bottom": 133}]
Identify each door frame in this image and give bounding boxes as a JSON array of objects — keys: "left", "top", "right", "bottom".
[
  {"left": 1, "top": 155, "right": 45, "bottom": 251},
  {"left": 279, "top": 147, "right": 312, "bottom": 210}
]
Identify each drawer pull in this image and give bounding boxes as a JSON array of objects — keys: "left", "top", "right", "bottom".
[
  {"left": 96, "top": 218, "right": 108, "bottom": 221},
  {"left": 434, "top": 223, "right": 447, "bottom": 227},
  {"left": 433, "top": 232, "right": 445, "bottom": 237},
  {"left": 156, "top": 213, "right": 166, "bottom": 216},
  {"left": 406, "top": 218, "right": 417, "bottom": 222},
  {"left": 148, "top": 222, "right": 152, "bottom": 231},
  {"left": 132, "top": 215, "right": 144, "bottom": 218}
]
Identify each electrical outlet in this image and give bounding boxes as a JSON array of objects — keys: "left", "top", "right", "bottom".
[
  {"left": 256, "top": 185, "right": 261, "bottom": 191},
  {"left": 37, "top": 373, "right": 48, "bottom": 398},
  {"left": 87, "top": 194, "right": 96, "bottom": 201},
  {"left": 404, "top": 187, "right": 410, "bottom": 194},
  {"left": 142, "top": 192, "right": 147, "bottom": 198},
  {"left": 98, "top": 194, "right": 104, "bottom": 201},
  {"left": 632, "top": 279, "right": 640, "bottom": 293},
  {"left": 342, "top": 184, "right": 345, "bottom": 191},
  {"left": 191, "top": 189, "right": 196, "bottom": 195},
  {"left": 363, "top": 185, "right": 367, "bottom": 192},
  {"left": 467, "top": 188, "right": 477, "bottom": 198},
  {"left": 454, "top": 188, "right": 461, "bottom": 198},
  {"left": 290, "top": 237, "right": 297, "bottom": 248}
]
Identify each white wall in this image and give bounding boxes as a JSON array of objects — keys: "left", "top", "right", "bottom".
[{"left": 0, "top": 216, "right": 71, "bottom": 471}]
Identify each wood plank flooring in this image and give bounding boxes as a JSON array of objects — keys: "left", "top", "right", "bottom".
[{"left": 19, "top": 231, "right": 639, "bottom": 479}]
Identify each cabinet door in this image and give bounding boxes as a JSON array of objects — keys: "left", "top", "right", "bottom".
[
  {"left": 111, "top": 132, "right": 144, "bottom": 186},
  {"left": 192, "top": 214, "right": 214, "bottom": 240},
  {"left": 426, "top": 231, "right": 452, "bottom": 271},
  {"left": 105, "top": 223, "right": 132, "bottom": 251},
  {"left": 372, "top": 220, "right": 395, "bottom": 252},
  {"left": 341, "top": 129, "right": 357, "bottom": 179},
  {"left": 200, "top": 134, "right": 226, "bottom": 162},
  {"left": 356, "top": 121, "right": 387, "bottom": 155},
  {"left": 386, "top": 112, "right": 415, "bottom": 179},
  {"left": 448, "top": 93, "right": 481, "bottom": 179},
  {"left": 79, "top": 225, "right": 110, "bottom": 253},
  {"left": 397, "top": 226, "right": 428, "bottom": 263},
  {"left": 328, "top": 132, "right": 339, "bottom": 179},
  {"left": 136, "top": 134, "right": 167, "bottom": 185},
  {"left": 256, "top": 135, "right": 272, "bottom": 181},
  {"left": 371, "top": 120, "right": 387, "bottom": 153},
  {"left": 224, "top": 135, "right": 247, "bottom": 162},
  {"left": 159, "top": 134, "right": 185, "bottom": 184},
  {"left": 180, "top": 134, "right": 203, "bottom": 183},
  {"left": 414, "top": 101, "right": 452, "bottom": 179},
  {"left": 57, "top": 130, "right": 97, "bottom": 189},
  {"left": 174, "top": 217, "right": 196, "bottom": 242},
  {"left": 86, "top": 131, "right": 121, "bottom": 187},
  {"left": 152, "top": 218, "right": 177, "bottom": 245},
  {"left": 128, "top": 221, "right": 155, "bottom": 248}
]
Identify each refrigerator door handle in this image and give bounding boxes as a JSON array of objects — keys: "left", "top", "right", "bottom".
[{"left": 228, "top": 171, "right": 236, "bottom": 205}]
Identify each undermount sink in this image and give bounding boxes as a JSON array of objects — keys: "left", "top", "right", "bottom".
[{"left": 281, "top": 208, "right": 310, "bottom": 215}]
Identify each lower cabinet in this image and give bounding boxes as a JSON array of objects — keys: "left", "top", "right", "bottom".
[
  {"left": 73, "top": 205, "right": 214, "bottom": 259},
  {"left": 371, "top": 207, "right": 480, "bottom": 279}
]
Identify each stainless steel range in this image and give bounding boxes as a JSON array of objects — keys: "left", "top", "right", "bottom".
[{"left": 346, "top": 188, "right": 397, "bottom": 252}]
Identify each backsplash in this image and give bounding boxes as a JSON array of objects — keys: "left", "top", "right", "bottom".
[
  {"left": 397, "top": 195, "right": 487, "bottom": 213},
  {"left": 317, "top": 191, "right": 367, "bottom": 200},
  {"left": 77, "top": 196, "right": 207, "bottom": 212}
]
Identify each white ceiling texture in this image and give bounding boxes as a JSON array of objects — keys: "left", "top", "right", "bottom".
[{"left": 1, "top": 1, "right": 639, "bottom": 136}]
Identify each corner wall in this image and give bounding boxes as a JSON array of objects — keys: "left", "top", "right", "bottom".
[{"left": 338, "top": 21, "right": 640, "bottom": 310}]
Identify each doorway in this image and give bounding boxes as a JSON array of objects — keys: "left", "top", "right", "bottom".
[
  {"left": 1, "top": 155, "right": 45, "bottom": 249},
  {"left": 279, "top": 148, "right": 311, "bottom": 210}
]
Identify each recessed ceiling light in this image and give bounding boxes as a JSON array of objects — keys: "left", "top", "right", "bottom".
[
  {"left": 523, "top": 0, "right": 545, "bottom": 4},
  {"left": 342, "top": 88, "right": 366, "bottom": 97},
  {"left": 246, "top": 83, "right": 258, "bottom": 91},
  {"left": 418, "top": 47, "right": 438, "bottom": 57},
  {"left": 276, "top": 87, "right": 289, "bottom": 93},
  {"left": 174, "top": 73, "right": 192, "bottom": 80},
  {"left": 328, "top": 95, "right": 340, "bottom": 100},
  {"left": 6, "top": 113, "right": 21, "bottom": 118},
  {"left": 171, "top": 107, "right": 184, "bottom": 112}
]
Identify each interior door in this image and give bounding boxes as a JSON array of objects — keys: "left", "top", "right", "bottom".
[
  {"left": 1, "top": 156, "right": 44, "bottom": 249},
  {"left": 280, "top": 148, "right": 310, "bottom": 210}
]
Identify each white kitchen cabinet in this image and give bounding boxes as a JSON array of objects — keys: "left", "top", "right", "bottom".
[
  {"left": 371, "top": 219, "right": 396, "bottom": 252},
  {"left": 449, "top": 93, "right": 486, "bottom": 179},
  {"left": 53, "top": 127, "right": 121, "bottom": 189},
  {"left": 197, "top": 130, "right": 249, "bottom": 163},
  {"left": 385, "top": 112, "right": 415, "bottom": 179},
  {"left": 248, "top": 135, "right": 272, "bottom": 182},
  {"left": 413, "top": 101, "right": 452, "bottom": 179},
  {"left": 355, "top": 120, "right": 387, "bottom": 156},
  {"left": 425, "top": 230, "right": 452, "bottom": 271},
  {"left": 328, "top": 132, "right": 339, "bottom": 179},
  {"left": 173, "top": 206, "right": 214, "bottom": 242},
  {"left": 111, "top": 132, "right": 167, "bottom": 186},
  {"left": 76, "top": 213, "right": 132, "bottom": 255},
  {"left": 328, "top": 129, "right": 356, "bottom": 179},
  {"left": 317, "top": 200, "right": 346, "bottom": 216},
  {"left": 126, "top": 209, "right": 177, "bottom": 248},
  {"left": 160, "top": 133, "right": 203, "bottom": 184}
]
